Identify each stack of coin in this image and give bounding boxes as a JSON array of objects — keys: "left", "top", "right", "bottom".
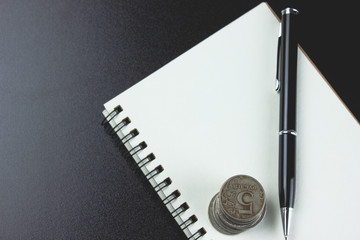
[{"left": 208, "top": 175, "right": 266, "bottom": 234}]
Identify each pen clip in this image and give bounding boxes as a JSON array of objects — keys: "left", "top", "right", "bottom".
[{"left": 275, "top": 23, "right": 282, "bottom": 92}]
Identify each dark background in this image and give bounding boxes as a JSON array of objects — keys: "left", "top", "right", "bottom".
[{"left": 0, "top": 1, "right": 358, "bottom": 239}]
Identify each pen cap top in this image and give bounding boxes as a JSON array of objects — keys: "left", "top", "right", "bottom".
[{"left": 282, "top": 8, "right": 299, "bottom": 15}]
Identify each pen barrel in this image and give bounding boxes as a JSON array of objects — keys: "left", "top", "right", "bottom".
[
  {"left": 278, "top": 9, "right": 298, "bottom": 209},
  {"left": 279, "top": 10, "right": 298, "bottom": 131},
  {"left": 278, "top": 133, "right": 296, "bottom": 208}
]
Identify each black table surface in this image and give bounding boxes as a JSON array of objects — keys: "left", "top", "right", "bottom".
[{"left": 1, "top": 1, "right": 358, "bottom": 239}]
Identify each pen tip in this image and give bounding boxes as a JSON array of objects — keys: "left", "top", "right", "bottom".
[{"left": 284, "top": 236, "right": 288, "bottom": 240}]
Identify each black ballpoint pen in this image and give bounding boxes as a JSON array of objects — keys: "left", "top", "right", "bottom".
[{"left": 276, "top": 7, "right": 299, "bottom": 240}]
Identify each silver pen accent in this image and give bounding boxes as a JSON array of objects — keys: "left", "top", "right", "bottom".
[
  {"left": 282, "top": 8, "right": 299, "bottom": 15},
  {"left": 281, "top": 207, "right": 293, "bottom": 240},
  {"left": 279, "top": 130, "right": 297, "bottom": 136}
]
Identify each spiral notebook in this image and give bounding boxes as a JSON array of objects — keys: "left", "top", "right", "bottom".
[{"left": 102, "top": 2, "right": 360, "bottom": 240}]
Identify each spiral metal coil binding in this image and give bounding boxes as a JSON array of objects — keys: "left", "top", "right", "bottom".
[
  {"left": 128, "top": 141, "right": 147, "bottom": 156},
  {"left": 111, "top": 117, "right": 131, "bottom": 138},
  {"left": 180, "top": 215, "right": 198, "bottom": 230},
  {"left": 101, "top": 105, "right": 122, "bottom": 126},
  {"left": 138, "top": 153, "right": 156, "bottom": 168},
  {"left": 120, "top": 129, "right": 139, "bottom": 144},
  {"left": 145, "top": 165, "right": 164, "bottom": 180},
  {"left": 162, "top": 190, "right": 180, "bottom": 205},
  {"left": 102, "top": 105, "right": 206, "bottom": 239},
  {"left": 189, "top": 228, "right": 207, "bottom": 240},
  {"left": 171, "top": 202, "right": 189, "bottom": 218},
  {"left": 154, "top": 177, "right": 172, "bottom": 192}
]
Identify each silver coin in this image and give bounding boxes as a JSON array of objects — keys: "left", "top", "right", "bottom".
[{"left": 208, "top": 175, "right": 266, "bottom": 234}]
